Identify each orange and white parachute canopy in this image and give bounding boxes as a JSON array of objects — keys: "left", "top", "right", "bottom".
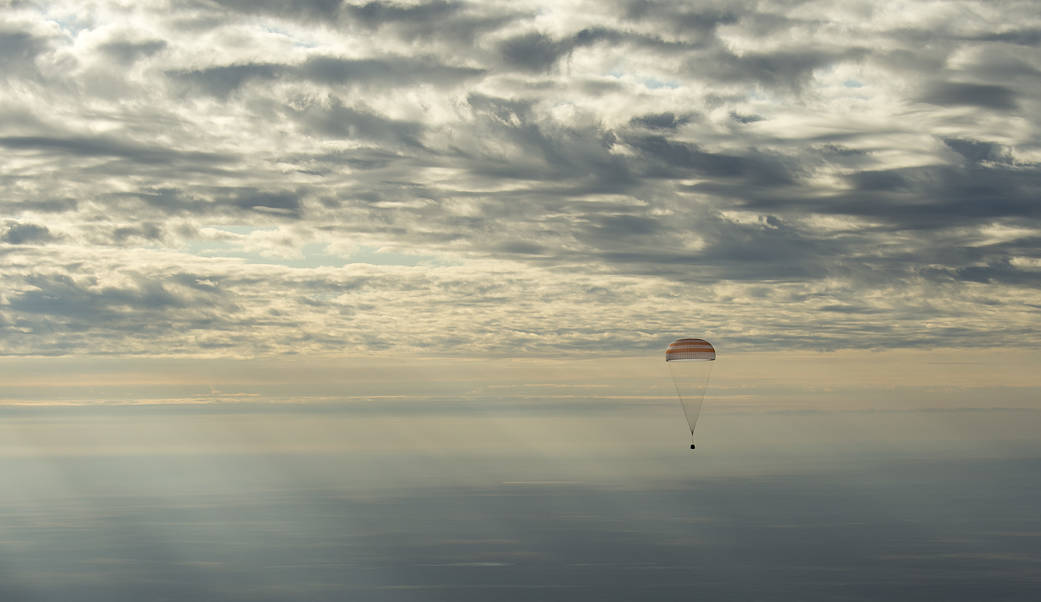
[{"left": 665, "top": 338, "right": 715, "bottom": 361}]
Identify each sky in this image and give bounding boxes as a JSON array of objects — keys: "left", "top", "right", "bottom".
[
  {"left": 2, "top": 1, "right": 1041, "bottom": 600},
  {"left": 2, "top": 0, "right": 1040, "bottom": 363}
]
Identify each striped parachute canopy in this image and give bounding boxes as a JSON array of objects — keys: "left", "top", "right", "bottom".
[{"left": 665, "top": 338, "right": 716, "bottom": 362}]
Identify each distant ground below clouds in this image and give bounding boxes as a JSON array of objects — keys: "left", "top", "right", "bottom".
[{"left": 2, "top": 405, "right": 1040, "bottom": 601}]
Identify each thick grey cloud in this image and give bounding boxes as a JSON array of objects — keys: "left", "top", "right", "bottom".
[
  {"left": 11, "top": 273, "right": 192, "bottom": 318},
  {"left": 1, "top": 0, "right": 1040, "bottom": 356},
  {"left": 0, "top": 135, "right": 232, "bottom": 165},
  {"left": 972, "top": 27, "right": 1041, "bottom": 46},
  {"left": 0, "top": 29, "right": 46, "bottom": 58},
  {"left": 495, "top": 26, "right": 702, "bottom": 73},
  {"left": 204, "top": 0, "right": 347, "bottom": 21},
  {"left": 622, "top": 1, "right": 741, "bottom": 35},
  {"left": 298, "top": 54, "right": 484, "bottom": 86},
  {"left": 345, "top": 0, "right": 461, "bottom": 27},
  {"left": 497, "top": 31, "right": 571, "bottom": 72},
  {"left": 0, "top": 28, "right": 50, "bottom": 79},
  {"left": 918, "top": 81, "right": 1019, "bottom": 110},
  {"left": 694, "top": 47, "right": 868, "bottom": 91},
  {"left": 2, "top": 222, "right": 54, "bottom": 244},
  {"left": 629, "top": 111, "right": 696, "bottom": 130},
  {"left": 288, "top": 97, "right": 425, "bottom": 146},
  {"left": 98, "top": 39, "right": 166, "bottom": 64},
  {"left": 167, "top": 62, "right": 282, "bottom": 99},
  {"left": 169, "top": 55, "right": 484, "bottom": 98}
]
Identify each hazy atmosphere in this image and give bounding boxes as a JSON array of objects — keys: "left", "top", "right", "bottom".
[{"left": 2, "top": 0, "right": 1040, "bottom": 600}]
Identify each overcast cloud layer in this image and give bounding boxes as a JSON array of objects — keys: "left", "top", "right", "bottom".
[{"left": 2, "top": 0, "right": 1040, "bottom": 357}]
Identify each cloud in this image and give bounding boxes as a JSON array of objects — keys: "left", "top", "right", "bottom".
[
  {"left": 969, "top": 28, "right": 1041, "bottom": 46},
  {"left": 204, "top": 0, "right": 346, "bottom": 21},
  {"left": 168, "top": 55, "right": 484, "bottom": 98},
  {"left": 0, "top": 136, "right": 234, "bottom": 167},
  {"left": 298, "top": 54, "right": 484, "bottom": 86},
  {"left": 918, "top": 81, "right": 1019, "bottom": 110},
  {"left": 98, "top": 39, "right": 166, "bottom": 64},
  {"left": 629, "top": 112, "right": 696, "bottom": 130},
  {"left": 694, "top": 47, "right": 867, "bottom": 91},
  {"left": 622, "top": 1, "right": 741, "bottom": 36},
  {"left": 496, "top": 31, "right": 573, "bottom": 72},
  {"left": 288, "top": 97, "right": 425, "bottom": 146},
  {"left": 0, "top": 28, "right": 48, "bottom": 62},
  {"left": 2, "top": 222, "right": 55, "bottom": 244},
  {"left": 345, "top": 0, "right": 461, "bottom": 27},
  {"left": 167, "top": 62, "right": 282, "bottom": 99},
  {"left": 1, "top": 0, "right": 1040, "bottom": 356}
]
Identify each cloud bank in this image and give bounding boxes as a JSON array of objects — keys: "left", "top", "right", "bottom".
[{"left": 2, "top": 0, "right": 1040, "bottom": 357}]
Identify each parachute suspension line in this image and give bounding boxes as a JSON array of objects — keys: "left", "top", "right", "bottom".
[{"left": 671, "top": 375, "right": 695, "bottom": 435}]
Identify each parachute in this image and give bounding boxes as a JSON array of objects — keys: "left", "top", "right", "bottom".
[{"left": 665, "top": 338, "right": 716, "bottom": 450}]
